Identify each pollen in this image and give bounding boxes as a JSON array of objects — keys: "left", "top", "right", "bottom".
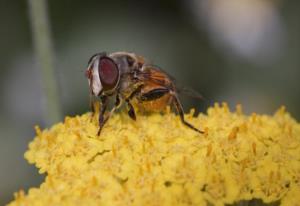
[{"left": 8, "top": 104, "right": 300, "bottom": 206}]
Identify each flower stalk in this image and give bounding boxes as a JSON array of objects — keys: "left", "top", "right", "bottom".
[{"left": 28, "top": 0, "right": 62, "bottom": 125}]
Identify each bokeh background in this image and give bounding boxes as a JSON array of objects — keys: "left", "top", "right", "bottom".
[{"left": 1, "top": 0, "right": 299, "bottom": 204}]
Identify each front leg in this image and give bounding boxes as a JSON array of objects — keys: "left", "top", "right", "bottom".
[
  {"left": 102, "top": 95, "right": 121, "bottom": 125},
  {"left": 89, "top": 93, "right": 95, "bottom": 121},
  {"left": 98, "top": 95, "right": 122, "bottom": 136},
  {"left": 98, "top": 96, "right": 108, "bottom": 135}
]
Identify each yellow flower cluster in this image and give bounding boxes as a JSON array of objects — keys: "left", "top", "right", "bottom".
[{"left": 8, "top": 103, "right": 300, "bottom": 206}]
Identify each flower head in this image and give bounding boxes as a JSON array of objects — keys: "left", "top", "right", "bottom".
[{"left": 9, "top": 103, "right": 300, "bottom": 206}]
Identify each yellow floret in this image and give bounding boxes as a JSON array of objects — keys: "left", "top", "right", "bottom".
[{"left": 8, "top": 103, "right": 300, "bottom": 206}]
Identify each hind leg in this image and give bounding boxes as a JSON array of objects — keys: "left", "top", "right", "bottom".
[{"left": 171, "top": 93, "right": 203, "bottom": 134}]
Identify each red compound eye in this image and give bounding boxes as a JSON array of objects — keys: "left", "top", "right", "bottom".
[{"left": 98, "top": 57, "right": 119, "bottom": 91}]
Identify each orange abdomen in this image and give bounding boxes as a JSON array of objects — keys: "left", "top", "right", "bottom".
[
  {"left": 136, "top": 93, "right": 172, "bottom": 113},
  {"left": 134, "top": 81, "right": 173, "bottom": 113}
]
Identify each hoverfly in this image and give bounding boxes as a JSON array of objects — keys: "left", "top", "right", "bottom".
[{"left": 85, "top": 51, "right": 204, "bottom": 135}]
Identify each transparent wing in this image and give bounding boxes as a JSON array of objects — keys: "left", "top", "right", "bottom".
[{"left": 176, "top": 84, "right": 206, "bottom": 101}]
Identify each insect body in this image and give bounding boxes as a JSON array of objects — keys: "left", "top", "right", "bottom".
[{"left": 85, "top": 52, "right": 203, "bottom": 135}]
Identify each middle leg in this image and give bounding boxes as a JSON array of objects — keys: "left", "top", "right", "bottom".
[{"left": 124, "top": 86, "right": 143, "bottom": 121}]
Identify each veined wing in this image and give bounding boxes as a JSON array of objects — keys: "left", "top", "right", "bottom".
[{"left": 137, "top": 65, "right": 206, "bottom": 101}]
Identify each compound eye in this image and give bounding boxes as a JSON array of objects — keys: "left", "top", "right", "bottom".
[{"left": 98, "top": 57, "right": 119, "bottom": 91}]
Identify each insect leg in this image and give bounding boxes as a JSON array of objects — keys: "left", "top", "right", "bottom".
[
  {"left": 126, "top": 100, "right": 136, "bottom": 120},
  {"left": 104, "top": 95, "right": 121, "bottom": 123},
  {"left": 89, "top": 93, "right": 95, "bottom": 119},
  {"left": 125, "top": 86, "right": 143, "bottom": 121},
  {"left": 98, "top": 96, "right": 108, "bottom": 136},
  {"left": 89, "top": 74, "right": 95, "bottom": 118},
  {"left": 98, "top": 95, "right": 121, "bottom": 136},
  {"left": 171, "top": 93, "right": 204, "bottom": 134}
]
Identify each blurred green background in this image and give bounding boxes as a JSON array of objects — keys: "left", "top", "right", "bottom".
[{"left": 0, "top": 0, "right": 299, "bottom": 204}]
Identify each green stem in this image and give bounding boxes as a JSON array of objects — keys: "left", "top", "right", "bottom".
[{"left": 28, "top": 0, "right": 62, "bottom": 125}]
